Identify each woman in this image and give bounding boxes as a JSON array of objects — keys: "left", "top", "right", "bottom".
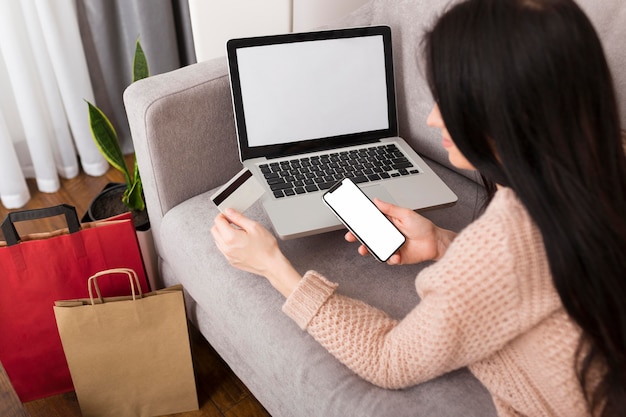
[{"left": 212, "top": 0, "right": 626, "bottom": 415}]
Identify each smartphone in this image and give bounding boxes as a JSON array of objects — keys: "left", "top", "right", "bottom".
[{"left": 323, "top": 178, "right": 405, "bottom": 262}]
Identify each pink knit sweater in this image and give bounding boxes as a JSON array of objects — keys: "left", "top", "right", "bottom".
[{"left": 282, "top": 188, "right": 590, "bottom": 416}]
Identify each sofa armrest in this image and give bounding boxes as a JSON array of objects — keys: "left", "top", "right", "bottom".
[{"left": 124, "top": 57, "right": 242, "bottom": 242}]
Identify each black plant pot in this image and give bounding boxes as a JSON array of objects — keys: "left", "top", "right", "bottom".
[
  {"left": 85, "top": 183, "right": 150, "bottom": 231},
  {"left": 84, "top": 182, "right": 158, "bottom": 290}
]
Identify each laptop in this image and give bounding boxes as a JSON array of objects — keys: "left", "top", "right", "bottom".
[{"left": 226, "top": 25, "right": 457, "bottom": 239}]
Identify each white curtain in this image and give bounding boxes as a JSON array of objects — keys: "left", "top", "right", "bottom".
[{"left": 0, "top": 0, "right": 108, "bottom": 209}]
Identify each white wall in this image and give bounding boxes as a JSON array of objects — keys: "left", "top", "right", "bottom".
[{"left": 189, "top": 0, "right": 369, "bottom": 62}]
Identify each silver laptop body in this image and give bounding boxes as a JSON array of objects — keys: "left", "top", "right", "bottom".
[{"left": 227, "top": 25, "right": 457, "bottom": 239}]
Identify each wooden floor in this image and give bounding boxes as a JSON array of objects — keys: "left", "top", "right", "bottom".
[{"left": 0, "top": 157, "right": 270, "bottom": 417}]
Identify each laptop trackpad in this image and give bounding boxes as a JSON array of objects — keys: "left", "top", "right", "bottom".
[{"left": 361, "top": 184, "right": 398, "bottom": 206}]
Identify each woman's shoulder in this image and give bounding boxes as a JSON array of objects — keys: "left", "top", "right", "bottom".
[
  {"left": 482, "top": 187, "right": 528, "bottom": 221},
  {"left": 448, "top": 187, "right": 535, "bottom": 261},
  {"left": 464, "top": 187, "right": 537, "bottom": 246}
]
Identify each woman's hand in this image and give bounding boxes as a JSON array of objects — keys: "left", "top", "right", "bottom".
[
  {"left": 211, "top": 208, "right": 301, "bottom": 297},
  {"left": 345, "top": 199, "right": 456, "bottom": 265}
]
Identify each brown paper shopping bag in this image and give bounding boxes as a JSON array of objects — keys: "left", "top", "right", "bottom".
[{"left": 53, "top": 268, "right": 198, "bottom": 417}]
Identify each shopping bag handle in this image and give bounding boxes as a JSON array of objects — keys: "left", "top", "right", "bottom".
[
  {"left": 88, "top": 268, "right": 144, "bottom": 305},
  {"left": 1, "top": 204, "right": 81, "bottom": 246}
]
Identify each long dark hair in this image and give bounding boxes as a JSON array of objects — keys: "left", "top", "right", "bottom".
[{"left": 424, "top": 0, "right": 626, "bottom": 415}]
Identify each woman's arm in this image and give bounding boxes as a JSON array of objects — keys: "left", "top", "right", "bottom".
[
  {"left": 212, "top": 198, "right": 556, "bottom": 390},
  {"left": 283, "top": 260, "right": 522, "bottom": 389},
  {"left": 210, "top": 207, "right": 477, "bottom": 386},
  {"left": 283, "top": 200, "right": 559, "bottom": 389}
]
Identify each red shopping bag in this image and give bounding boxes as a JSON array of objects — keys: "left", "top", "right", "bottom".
[{"left": 0, "top": 204, "right": 149, "bottom": 402}]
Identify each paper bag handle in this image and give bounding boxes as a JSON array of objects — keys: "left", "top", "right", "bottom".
[
  {"left": 88, "top": 268, "right": 143, "bottom": 305},
  {"left": 1, "top": 204, "right": 81, "bottom": 246}
]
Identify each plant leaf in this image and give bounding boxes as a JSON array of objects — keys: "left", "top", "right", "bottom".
[
  {"left": 86, "top": 101, "right": 131, "bottom": 183},
  {"left": 133, "top": 158, "right": 141, "bottom": 187},
  {"left": 132, "top": 39, "right": 149, "bottom": 83},
  {"left": 123, "top": 177, "right": 145, "bottom": 212}
]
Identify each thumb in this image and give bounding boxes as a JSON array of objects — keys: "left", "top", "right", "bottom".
[
  {"left": 224, "top": 208, "right": 254, "bottom": 230},
  {"left": 373, "top": 198, "right": 402, "bottom": 218}
]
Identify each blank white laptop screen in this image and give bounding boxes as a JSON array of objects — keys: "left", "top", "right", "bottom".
[{"left": 234, "top": 35, "right": 390, "bottom": 147}]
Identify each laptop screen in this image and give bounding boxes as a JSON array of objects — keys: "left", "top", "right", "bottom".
[{"left": 227, "top": 26, "right": 398, "bottom": 161}]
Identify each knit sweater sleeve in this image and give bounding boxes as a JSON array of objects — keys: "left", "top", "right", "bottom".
[{"left": 282, "top": 190, "right": 560, "bottom": 389}]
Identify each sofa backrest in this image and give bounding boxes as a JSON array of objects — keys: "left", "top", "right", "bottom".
[{"left": 333, "top": 0, "right": 626, "bottom": 179}]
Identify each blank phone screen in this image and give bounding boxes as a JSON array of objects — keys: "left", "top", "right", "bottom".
[{"left": 323, "top": 178, "right": 405, "bottom": 262}]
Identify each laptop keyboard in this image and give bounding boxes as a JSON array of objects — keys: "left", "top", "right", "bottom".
[{"left": 259, "top": 144, "right": 420, "bottom": 198}]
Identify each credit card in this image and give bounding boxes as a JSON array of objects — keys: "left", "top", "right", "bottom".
[{"left": 210, "top": 168, "right": 265, "bottom": 213}]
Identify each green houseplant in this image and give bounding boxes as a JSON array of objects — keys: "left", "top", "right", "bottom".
[
  {"left": 86, "top": 39, "right": 149, "bottom": 225},
  {"left": 85, "top": 39, "right": 160, "bottom": 290}
]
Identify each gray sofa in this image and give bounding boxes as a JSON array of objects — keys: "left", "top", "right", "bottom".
[{"left": 124, "top": 1, "right": 625, "bottom": 416}]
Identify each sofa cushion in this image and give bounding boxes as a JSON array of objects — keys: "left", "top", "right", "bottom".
[{"left": 158, "top": 159, "right": 495, "bottom": 417}]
